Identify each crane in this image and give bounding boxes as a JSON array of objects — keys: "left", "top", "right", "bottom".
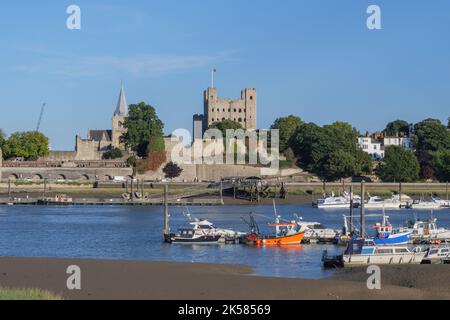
[{"left": 36, "top": 102, "right": 46, "bottom": 132}]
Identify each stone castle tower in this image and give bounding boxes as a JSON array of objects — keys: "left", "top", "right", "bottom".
[
  {"left": 111, "top": 86, "right": 129, "bottom": 149},
  {"left": 202, "top": 87, "right": 257, "bottom": 133}
]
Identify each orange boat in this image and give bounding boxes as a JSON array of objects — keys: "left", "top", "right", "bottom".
[{"left": 251, "top": 222, "right": 305, "bottom": 246}]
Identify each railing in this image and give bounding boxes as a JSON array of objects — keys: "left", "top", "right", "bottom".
[{"left": 2, "top": 160, "right": 129, "bottom": 168}]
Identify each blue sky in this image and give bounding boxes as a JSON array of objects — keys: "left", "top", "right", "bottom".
[{"left": 0, "top": 0, "right": 449, "bottom": 150}]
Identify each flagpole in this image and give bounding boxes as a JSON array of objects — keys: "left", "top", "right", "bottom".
[{"left": 211, "top": 68, "right": 214, "bottom": 88}]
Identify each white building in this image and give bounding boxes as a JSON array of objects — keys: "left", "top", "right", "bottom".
[
  {"left": 383, "top": 137, "right": 413, "bottom": 151},
  {"left": 358, "top": 137, "right": 384, "bottom": 160}
]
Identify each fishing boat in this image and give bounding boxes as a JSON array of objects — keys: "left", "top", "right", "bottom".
[
  {"left": 364, "top": 193, "right": 413, "bottom": 210},
  {"left": 167, "top": 214, "right": 244, "bottom": 244},
  {"left": 422, "top": 245, "right": 450, "bottom": 264},
  {"left": 243, "top": 207, "right": 304, "bottom": 246},
  {"left": 398, "top": 218, "right": 450, "bottom": 244},
  {"left": 372, "top": 213, "right": 410, "bottom": 246},
  {"left": 313, "top": 192, "right": 360, "bottom": 209}
]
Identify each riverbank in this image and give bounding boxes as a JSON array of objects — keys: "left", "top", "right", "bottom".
[{"left": 0, "top": 257, "right": 448, "bottom": 300}]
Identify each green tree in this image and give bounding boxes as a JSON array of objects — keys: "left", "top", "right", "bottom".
[
  {"left": 291, "top": 121, "right": 371, "bottom": 181},
  {"left": 447, "top": 117, "right": 450, "bottom": 129},
  {"left": 413, "top": 119, "right": 450, "bottom": 179},
  {"left": 103, "top": 147, "right": 123, "bottom": 160},
  {"left": 384, "top": 120, "right": 410, "bottom": 137},
  {"left": 433, "top": 150, "right": 450, "bottom": 182},
  {"left": 270, "top": 115, "right": 303, "bottom": 152},
  {"left": 209, "top": 119, "right": 243, "bottom": 138},
  {"left": 122, "top": 102, "right": 165, "bottom": 158},
  {"left": 163, "top": 161, "right": 183, "bottom": 180},
  {"left": 376, "top": 146, "right": 420, "bottom": 182},
  {"left": 2, "top": 131, "right": 49, "bottom": 160},
  {"left": 0, "top": 129, "right": 5, "bottom": 150}
]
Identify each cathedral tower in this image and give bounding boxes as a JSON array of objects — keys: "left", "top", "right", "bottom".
[{"left": 112, "top": 86, "right": 129, "bottom": 149}]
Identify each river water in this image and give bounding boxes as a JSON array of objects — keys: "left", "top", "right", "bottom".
[{"left": 0, "top": 204, "right": 449, "bottom": 279}]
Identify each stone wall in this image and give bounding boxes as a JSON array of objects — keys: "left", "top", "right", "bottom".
[
  {"left": 75, "top": 136, "right": 103, "bottom": 160},
  {"left": 40, "top": 151, "right": 77, "bottom": 162}
]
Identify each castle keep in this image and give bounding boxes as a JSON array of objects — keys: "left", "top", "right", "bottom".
[{"left": 195, "top": 87, "right": 257, "bottom": 134}]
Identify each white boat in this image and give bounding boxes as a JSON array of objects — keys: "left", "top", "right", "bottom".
[
  {"left": 422, "top": 245, "right": 450, "bottom": 264},
  {"left": 364, "top": 193, "right": 413, "bottom": 210},
  {"left": 431, "top": 196, "right": 450, "bottom": 208},
  {"left": 295, "top": 219, "right": 338, "bottom": 243},
  {"left": 407, "top": 199, "right": 443, "bottom": 210},
  {"left": 168, "top": 214, "right": 244, "bottom": 244},
  {"left": 398, "top": 218, "right": 450, "bottom": 243},
  {"left": 313, "top": 192, "right": 361, "bottom": 209},
  {"left": 341, "top": 239, "right": 425, "bottom": 267}
]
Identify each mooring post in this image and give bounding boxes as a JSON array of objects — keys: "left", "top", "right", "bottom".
[
  {"left": 8, "top": 178, "right": 11, "bottom": 201},
  {"left": 360, "top": 180, "right": 365, "bottom": 237},
  {"left": 141, "top": 179, "right": 144, "bottom": 197},
  {"left": 43, "top": 178, "right": 47, "bottom": 200},
  {"left": 399, "top": 182, "right": 402, "bottom": 203},
  {"left": 130, "top": 178, "right": 134, "bottom": 201},
  {"left": 163, "top": 184, "right": 169, "bottom": 238},
  {"left": 446, "top": 181, "right": 449, "bottom": 201},
  {"left": 349, "top": 185, "right": 354, "bottom": 235},
  {"left": 220, "top": 180, "right": 224, "bottom": 204}
]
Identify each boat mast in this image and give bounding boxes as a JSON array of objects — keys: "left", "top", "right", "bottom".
[
  {"left": 163, "top": 184, "right": 170, "bottom": 240},
  {"left": 360, "top": 180, "right": 365, "bottom": 238}
]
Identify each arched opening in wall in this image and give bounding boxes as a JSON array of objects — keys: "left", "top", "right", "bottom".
[
  {"left": 32, "top": 174, "right": 43, "bottom": 182},
  {"left": 8, "top": 174, "right": 18, "bottom": 181},
  {"left": 57, "top": 174, "right": 66, "bottom": 181},
  {"left": 222, "top": 118, "right": 225, "bottom": 121},
  {"left": 80, "top": 174, "right": 90, "bottom": 181},
  {"left": 104, "top": 175, "right": 112, "bottom": 181},
  {"left": 238, "top": 118, "right": 242, "bottom": 123}
]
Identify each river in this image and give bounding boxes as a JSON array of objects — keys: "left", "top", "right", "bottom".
[{"left": 0, "top": 204, "right": 449, "bottom": 279}]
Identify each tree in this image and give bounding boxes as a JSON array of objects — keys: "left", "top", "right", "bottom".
[
  {"left": 2, "top": 131, "right": 49, "bottom": 161},
  {"left": 376, "top": 146, "right": 420, "bottom": 182},
  {"left": 448, "top": 117, "right": 450, "bottom": 129},
  {"left": 145, "top": 135, "right": 167, "bottom": 172},
  {"left": 384, "top": 120, "right": 410, "bottom": 137},
  {"left": 433, "top": 150, "right": 450, "bottom": 182},
  {"left": 103, "top": 147, "right": 123, "bottom": 160},
  {"left": 0, "top": 129, "right": 5, "bottom": 150},
  {"left": 122, "top": 102, "right": 165, "bottom": 158},
  {"left": 413, "top": 119, "right": 450, "bottom": 179},
  {"left": 270, "top": 115, "right": 303, "bottom": 152},
  {"left": 290, "top": 121, "right": 371, "bottom": 181},
  {"left": 209, "top": 119, "right": 243, "bottom": 139},
  {"left": 163, "top": 161, "right": 183, "bottom": 180}
]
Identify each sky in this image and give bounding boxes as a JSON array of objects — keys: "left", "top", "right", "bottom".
[{"left": 0, "top": 0, "right": 449, "bottom": 150}]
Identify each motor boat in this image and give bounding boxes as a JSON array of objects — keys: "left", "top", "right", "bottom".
[
  {"left": 422, "top": 245, "right": 450, "bottom": 264},
  {"left": 372, "top": 213, "right": 411, "bottom": 246},
  {"left": 313, "top": 191, "right": 361, "bottom": 209},
  {"left": 431, "top": 196, "right": 450, "bottom": 208},
  {"left": 295, "top": 219, "right": 338, "bottom": 243},
  {"left": 406, "top": 199, "right": 443, "bottom": 210},
  {"left": 323, "top": 238, "right": 425, "bottom": 268},
  {"left": 364, "top": 193, "right": 413, "bottom": 210},
  {"left": 167, "top": 214, "right": 244, "bottom": 244}
]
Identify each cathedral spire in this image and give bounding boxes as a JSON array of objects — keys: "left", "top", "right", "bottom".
[{"left": 114, "top": 86, "right": 129, "bottom": 116}]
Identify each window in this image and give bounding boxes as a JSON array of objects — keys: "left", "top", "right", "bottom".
[
  {"left": 239, "top": 109, "right": 242, "bottom": 113},
  {"left": 250, "top": 96, "right": 253, "bottom": 100},
  {"left": 212, "top": 108, "right": 215, "bottom": 112},
  {"left": 234, "top": 109, "right": 237, "bottom": 112},
  {"left": 238, "top": 118, "right": 242, "bottom": 122}
]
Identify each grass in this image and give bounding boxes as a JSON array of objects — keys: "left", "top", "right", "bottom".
[{"left": 0, "top": 288, "right": 63, "bottom": 300}]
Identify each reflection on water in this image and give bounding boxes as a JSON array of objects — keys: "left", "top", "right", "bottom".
[{"left": 0, "top": 204, "right": 449, "bottom": 279}]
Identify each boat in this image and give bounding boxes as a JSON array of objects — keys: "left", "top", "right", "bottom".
[
  {"left": 295, "top": 218, "right": 338, "bottom": 243},
  {"left": 398, "top": 218, "right": 450, "bottom": 244},
  {"left": 313, "top": 191, "right": 361, "bottom": 209},
  {"left": 406, "top": 199, "right": 443, "bottom": 210},
  {"left": 364, "top": 193, "right": 413, "bottom": 210},
  {"left": 167, "top": 214, "right": 244, "bottom": 244},
  {"left": 37, "top": 194, "right": 73, "bottom": 205},
  {"left": 372, "top": 213, "right": 410, "bottom": 246},
  {"left": 431, "top": 196, "right": 450, "bottom": 208},
  {"left": 422, "top": 245, "right": 450, "bottom": 264},
  {"left": 323, "top": 238, "right": 425, "bottom": 267},
  {"left": 243, "top": 211, "right": 304, "bottom": 246}
]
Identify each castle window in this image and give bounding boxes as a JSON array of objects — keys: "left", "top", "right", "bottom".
[
  {"left": 228, "top": 109, "right": 230, "bottom": 112},
  {"left": 234, "top": 109, "right": 237, "bottom": 112},
  {"left": 238, "top": 118, "right": 242, "bottom": 122},
  {"left": 222, "top": 118, "right": 225, "bottom": 121},
  {"left": 250, "top": 96, "right": 253, "bottom": 100},
  {"left": 212, "top": 108, "right": 215, "bottom": 112},
  {"left": 239, "top": 109, "right": 242, "bottom": 113},
  {"left": 212, "top": 118, "right": 215, "bottom": 122}
]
